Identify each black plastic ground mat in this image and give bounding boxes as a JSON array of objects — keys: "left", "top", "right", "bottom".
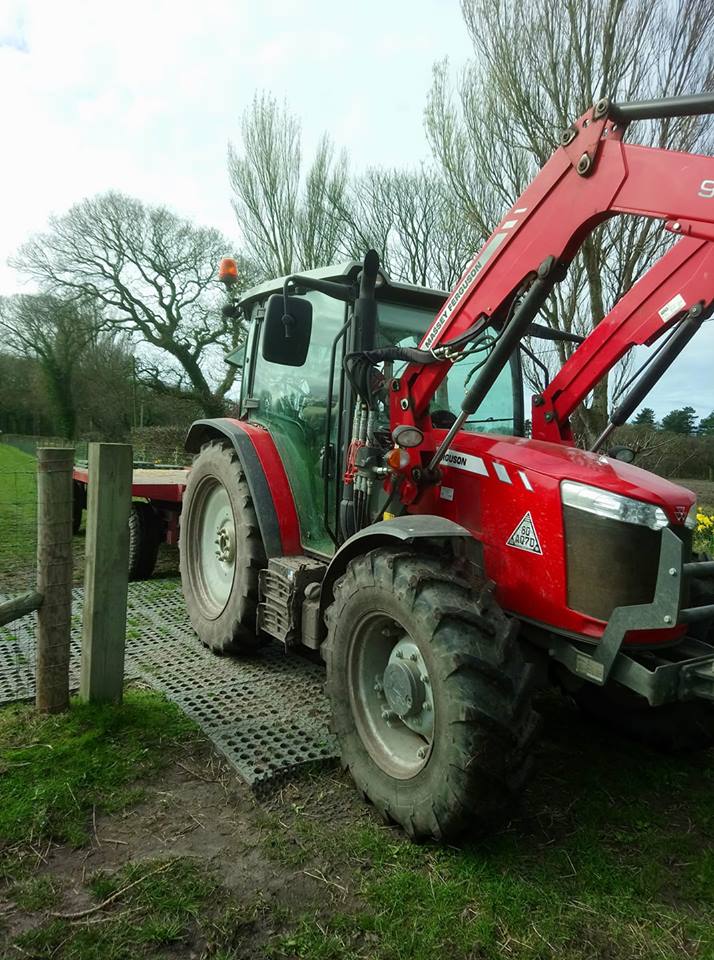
[{"left": 0, "top": 580, "right": 337, "bottom": 796}]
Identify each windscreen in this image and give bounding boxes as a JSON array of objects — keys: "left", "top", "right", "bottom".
[{"left": 376, "top": 301, "right": 515, "bottom": 434}]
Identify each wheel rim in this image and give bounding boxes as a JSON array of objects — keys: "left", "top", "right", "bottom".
[
  {"left": 189, "top": 476, "right": 236, "bottom": 618},
  {"left": 347, "top": 612, "right": 434, "bottom": 779}
]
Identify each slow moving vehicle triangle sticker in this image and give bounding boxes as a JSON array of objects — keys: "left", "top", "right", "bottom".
[{"left": 506, "top": 511, "right": 543, "bottom": 555}]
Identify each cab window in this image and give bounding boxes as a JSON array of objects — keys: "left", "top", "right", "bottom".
[{"left": 376, "top": 302, "right": 516, "bottom": 434}]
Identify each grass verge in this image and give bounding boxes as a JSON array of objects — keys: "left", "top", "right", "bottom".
[
  {"left": 0, "top": 690, "right": 196, "bottom": 849},
  {"left": 268, "top": 698, "right": 714, "bottom": 960}
]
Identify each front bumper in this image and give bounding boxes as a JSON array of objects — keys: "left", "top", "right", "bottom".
[{"left": 550, "top": 527, "right": 714, "bottom": 706}]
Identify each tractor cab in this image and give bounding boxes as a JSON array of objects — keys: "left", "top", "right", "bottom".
[{"left": 235, "top": 261, "right": 521, "bottom": 556}]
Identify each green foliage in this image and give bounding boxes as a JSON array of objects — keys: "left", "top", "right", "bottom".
[
  {"left": 0, "top": 690, "right": 196, "bottom": 847},
  {"left": 660, "top": 405, "right": 698, "bottom": 435},
  {"left": 695, "top": 509, "right": 714, "bottom": 555},
  {"left": 633, "top": 406, "right": 656, "bottom": 426},
  {"left": 614, "top": 424, "right": 714, "bottom": 480},
  {"left": 129, "top": 425, "right": 193, "bottom": 464},
  {"left": 699, "top": 411, "right": 714, "bottom": 437}
]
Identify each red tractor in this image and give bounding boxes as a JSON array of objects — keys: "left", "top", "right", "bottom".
[{"left": 179, "top": 93, "right": 714, "bottom": 841}]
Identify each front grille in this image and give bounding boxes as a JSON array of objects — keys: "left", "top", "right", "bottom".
[{"left": 564, "top": 506, "right": 692, "bottom": 621}]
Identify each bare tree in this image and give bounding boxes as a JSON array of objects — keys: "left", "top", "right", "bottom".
[
  {"left": 426, "top": 0, "right": 714, "bottom": 441},
  {"left": 0, "top": 294, "right": 102, "bottom": 438},
  {"left": 333, "top": 167, "right": 480, "bottom": 290},
  {"left": 10, "top": 193, "right": 251, "bottom": 417},
  {"left": 228, "top": 93, "right": 348, "bottom": 277}
]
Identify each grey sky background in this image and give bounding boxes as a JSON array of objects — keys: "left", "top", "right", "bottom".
[{"left": 1, "top": 0, "right": 712, "bottom": 421}]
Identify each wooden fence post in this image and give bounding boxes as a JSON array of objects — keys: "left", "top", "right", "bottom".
[
  {"left": 36, "top": 447, "right": 74, "bottom": 714},
  {"left": 79, "top": 443, "right": 132, "bottom": 704}
]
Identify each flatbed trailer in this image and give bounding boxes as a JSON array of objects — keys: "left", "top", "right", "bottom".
[{"left": 72, "top": 464, "right": 189, "bottom": 579}]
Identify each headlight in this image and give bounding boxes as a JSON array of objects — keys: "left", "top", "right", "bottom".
[
  {"left": 685, "top": 504, "right": 698, "bottom": 530},
  {"left": 561, "top": 480, "right": 669, "bottom": 531}
]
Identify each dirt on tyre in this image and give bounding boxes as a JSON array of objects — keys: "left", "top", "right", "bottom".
[
  {"left": 324, "top": 548, "right": 539, "bottom": 842},
  {"left": 179, "top": 439, "right": 266, "bottom": 654},
  {"left": 128, "top": 502, "right": 162, "bottom": 581}
]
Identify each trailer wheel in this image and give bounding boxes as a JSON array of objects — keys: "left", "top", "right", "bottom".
[
  {"left": 72, "top": 481, "right": 85, "bottom": 535},
  {"left": 179, "top": 439, "right": 266, "bottom": 654},
  {"left": 128, "top": 502, "right": 162, "bottom": 581},
  {"left": 324, "top": 549, "right": 539, "bottom": 842}
]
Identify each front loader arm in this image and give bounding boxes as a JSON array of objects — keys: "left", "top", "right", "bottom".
[
  {"left": 390, "top": 97, "right": 714, "bottom": 448},
  {"left": 532, "top": 236, "right": 714, "bottom": 443}
]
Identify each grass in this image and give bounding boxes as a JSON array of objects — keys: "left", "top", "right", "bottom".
[
  {"left": 0, "top": 441, "right": 180, "bottom": 594},
  {"left": 3, "top": 689, "right": 714, "bottom": 958},
  {"left": 0, "top": 690, "right": 196, "bottom": 848},
  {"left": 266, "top": 699, "right": 714, "bottom": 960},
  {"left": 0, "top": 443, "right": 37, "bottom": 589},
  {"left": 15, "top": 857, "right": 224, "bottom": 960},
  {"left": 0, "top": 691, "right": 220, "bottom": 958}
]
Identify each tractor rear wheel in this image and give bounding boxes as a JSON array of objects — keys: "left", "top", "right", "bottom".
[
  {"left": 180, "top": 439, "right": 266, "bottom": 654},
  {"left": 324, "top": 549, "right": 538, "bottom": 842}
]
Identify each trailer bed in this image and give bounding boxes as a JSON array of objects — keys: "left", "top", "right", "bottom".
[{"left": 72, "top": 465, "right": 189, "bottom": 503}]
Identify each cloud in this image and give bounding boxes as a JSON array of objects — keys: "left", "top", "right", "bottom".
[{"left": 0, "top": 1, "right": 27, "bottom": 51}]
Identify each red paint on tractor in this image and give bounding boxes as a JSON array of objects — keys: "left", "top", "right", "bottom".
[
  {"left": 224, "top": 419, "right": 302, "bottom": 555},
  {"left": 409, "top": 431, "right": 694, "bottom": 644}
]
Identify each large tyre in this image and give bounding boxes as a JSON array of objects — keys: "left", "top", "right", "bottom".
[
  {"left": 324, "top": 549, "right": 539, "bottom": 842},
  {"left": 128, "top": 502, "right": 162, "bottom": 581},
  {"left": 179, "top": 440, "right": 266, "bottom": 654},
  {"left": 574, "top": 562, "right": 714, "bottom": 752}
]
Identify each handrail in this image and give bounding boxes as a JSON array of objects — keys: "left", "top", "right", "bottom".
[
  {"left": 0, "top": 590, "right": 43, "bottom": 627},
  {"left": 609, "top": 92, "right": 714, "bottom": 122}
]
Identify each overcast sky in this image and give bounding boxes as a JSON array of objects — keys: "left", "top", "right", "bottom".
[{"left": 1, "top": 0, "right": 712, "bottom": 421}]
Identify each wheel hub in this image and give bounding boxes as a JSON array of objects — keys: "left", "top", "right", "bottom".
[
  {"left": 215, "top": 525, "right": 235, "bottom": 563},
  {"left": 379, "top": 639, "right": 433, "bottom": 739},
  {"left": 383, "top": 659, "right": 423, "bottom": 717}
]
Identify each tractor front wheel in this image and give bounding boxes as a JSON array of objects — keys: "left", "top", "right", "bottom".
[
  {"left": 180, "top": 440, "right": 266, "bottom": 654},
  {"left": 324, "top": 549, "right": 538, "bottom": 841}
]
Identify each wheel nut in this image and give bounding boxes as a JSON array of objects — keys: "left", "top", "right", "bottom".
[
  {"left": 374, "top": 682, "right": 383, "bottom": 694},
  {"left": 423, "top": 701, "right": 432, "bottom": 712},
  {"left": 417, "top": 746, "right": 427, "bottom": 759},
  {"left": 382, "top": 710, "right": 396, "bottom": 721},
  {"left": 420, "top": 673, "right": 429, "bottom": 685},
  {"left": 396, "top": 650, "right": 404, "bottom": 659},
  {"left": 410, "top": 653, "right": 418, "bottom": 662}
]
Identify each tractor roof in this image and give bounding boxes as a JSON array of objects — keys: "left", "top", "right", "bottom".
[{"left": 239, "top": 260, "right": 448, "bottom": 312}]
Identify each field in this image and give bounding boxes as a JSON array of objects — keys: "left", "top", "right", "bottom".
[{"left": 0, "top": 444, "right": 178, "bottom": 594}]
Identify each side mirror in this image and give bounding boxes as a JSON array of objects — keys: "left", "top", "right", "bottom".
[
  {"left": 224, "top": 344, "right": 245, "bottom": 369},
  {"left": 607, "top": 445, "right": 636, "bottom": 464},
  {"left": 262, "top": 294, "right": 312, "bottom": 366}
]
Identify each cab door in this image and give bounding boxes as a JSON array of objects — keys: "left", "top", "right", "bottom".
[{"left": 246, "top": 290, "right": 347, "bottom": 556}]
